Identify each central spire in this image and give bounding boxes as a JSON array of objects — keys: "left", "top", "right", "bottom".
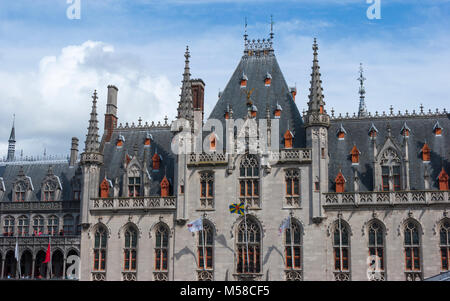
[
  {"left": 7, "top": 114, "right": 16, "bottom": 161},
  {"left": 177, "top": 46, "right": 194, "bottom": 122},
  {"left": 357, "top": 63, "right": 368, "bottom": 117}
]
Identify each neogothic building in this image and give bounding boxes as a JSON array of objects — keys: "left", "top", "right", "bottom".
[{"left": 1, "top": 32, "right": 449, "bottom": 281}]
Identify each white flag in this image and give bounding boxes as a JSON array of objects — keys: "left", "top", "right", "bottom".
[
  {"left": 187, "top": 218, "right": 203, "bottom": 232},
  {"left": 15, "top": 239, "right": 19, "bottom": 261},
  {"left": 279, "top": 216, "right": 291, "bottom": 234}
]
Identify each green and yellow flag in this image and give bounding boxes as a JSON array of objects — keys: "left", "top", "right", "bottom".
[{"left": 229, "top": 202, "right": 245, "bottom": 216}]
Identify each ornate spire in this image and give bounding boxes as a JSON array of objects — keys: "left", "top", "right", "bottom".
[
  {"left": 84, "top": 90, "right": 100, "bottom": 153},
  {"left": 7, "top": 114, "right": 16, "bottom": 161},
  {"left": 270, "top": 15, "right": 274, "bottom": 40},
  {"left": 244, "top": 17, "right": 248, "bottom": 44},
  {"left": 357, "top": 63, "right": 367, "bottom": 117},
  {"left": 305, "top": 38, "right": 329, "bottom": 128},
  {"left": 307, "top": 38, "right": 326, "bottom": 114},
  {"left": 177, "top": 46, "right": 194, "bottom": 122}
]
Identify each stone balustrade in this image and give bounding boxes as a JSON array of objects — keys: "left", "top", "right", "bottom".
[{"left": 91, "top": 196, "right": 176, "bottom": 212}]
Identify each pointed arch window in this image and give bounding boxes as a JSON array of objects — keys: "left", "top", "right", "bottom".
[
  {"left": 239, "top": 155, "right": 260, "bottom": 209},
  {"left": 154, "top": 224, "right": 169, "bottom": 271},
  {"left": 48, "top": 216, "right": 59, "bottom": 236},
  {"left": 43, "top": 182, "right": 55, "bottom": 202},
  {"left": 200, "top": 172, "right": 214, "bottom": 209},
  {"left": 285, "top": 169, "right": 300, "bottom": 207},
  {"left": 72, "top": 180, "right": 81, "bottom": 201},
  {"left": 380, "top": 149, "right": 402, "bottom": 191},
  {"left": 128, "top": 165, "right": 141, "bottom": 197},
  {"left": 18, "top": 215, "right": 29, "bottom": 236},
  {"left": 15, "top": 183, "right": 26, "bottom": 202},
  {"left": 32, "top": 215, "right": 44, "bottom": 236},
  {"left": 3, "top": 216, "right": 14, "bottom": 236},
  {"left": 236, "top": 217, "right": 261, "bottom": 274},
  {"left": 63, "top": 215, "right": 74, "bottom": 236},
  {"left": 124, "top": 227, "right": 138, "bottom": 272},
  {"left": 94, "top": 226, "right": 108, "bottom": 271},
  {"left": 285, "top": 220, "right": 302, "bottom": 270},
  {"left": 368, "top": 221, "right": 385, "bottom": 278},
  {"left": 198, "top": 221, "right": 214, "bottom": 270},
  {"left": 440, "top": 220, "right": 450, "bottom": 271},
  {"left": 333, "top": 219, "right": 350, "bottom": 272},
  {"left": 404, "top": 221, "right": 421, "bottom": 272}
]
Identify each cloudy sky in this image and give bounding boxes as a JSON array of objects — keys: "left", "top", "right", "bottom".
[{"left": 0, "top": 0, "right": 449, "bottom": 159}]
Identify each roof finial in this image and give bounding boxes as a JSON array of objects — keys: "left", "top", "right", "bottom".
[
  {"left": 244, "top": 16, "right": 248, "bottom": 43},
  {"left": 357, "top": 63, "right": 367, "bottom": 117}
]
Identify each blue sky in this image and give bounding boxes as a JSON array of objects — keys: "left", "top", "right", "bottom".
[{"left": 0, "top": 0, "right": 449, "bottom": 158}]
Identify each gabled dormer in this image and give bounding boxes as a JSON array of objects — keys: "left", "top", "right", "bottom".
[
  {"left": 284, "top": 130, "right": 294, "bottom": 149},
  {"left": 337, "top": 124, "right": 347, "bottom": 140},
  {"left": 41, "top": 165, "right": 63, "bottom": 202},
  {"left": 265, "top": 72, "right": 272, "bottom": 86},
  {"left": 144, "top": 132, "right": 153, "bottom": 147},
  {"left": 421, "top": 143, "right": 431, "bottom": 163},
  {"left": 240, "top": 72, "right": 248, "bottom": 88},
  {"left": 368, "top": 123, "right": 378, "bottom": 139},
  {"left": 117, "top": 134, "right": 125, "bottom": 148},
  {"left": 335, "top": 171, "right": 346, "bottom": 193},
  {"left": 438, "top": 168, "right": 449, "bottom": 191},
  {"left": 433, "top": 121, "right": 443, "bottom": 136},
  {"left": 100, "top": 177, "right": 112, "bottom": 198},
  {"left": 400, "top": 122, "right": 411, "bottom": 138},
  {"left": 160, "top": 176, "right": 170, "bottom": 197},
  {"left": 13, "top": 167, "right": 34, "bottom": 202},
  {"left": 274, "top": 103, "right": 282, "bottom": 119},
  {"left": 350, "top": 145, "right": 360, "bottom": 165}
]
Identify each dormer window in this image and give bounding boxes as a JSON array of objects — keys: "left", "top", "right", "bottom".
[
  {"left": 43, "top": 182, "right": 55, "bottom": 202},
  {"left": 401, "top": 123, "right": 411, "bottom": 137},
  {"left": 117, "top": 135, "right": 125, "bottom": 147},
  {"left": 265, "top": 72, "right": 272, "bottom": 86},
  {"left": 337, "top": 124, "right": 347, "bottom": 140},
  {"left": 15, "top": 183, "right": 26, "bottom": 202},
  {"left": 369, "top": 123, "right": 378, "bottom": 139},
  {"left": 144, "top": 133, "right": 152, "bottom": 147},
  {"left": 240, "top": 73, "right": 248, "bottom": 88},
  {"left": 160, "top": 176, "right": 170, "bottom": 197},
  {"left": 433, "top": 121, "right": 443, "bottom": 136},
  {"left": 290, "top": 87, "right": 297, "bottom": 102},
  {"left": 128, "top": 165, "right": 141, "bottom": 197},
  {"left": 152, "top": 153, "right": 161, "bottom": 171},
  {"left": 438, "top": 168, "right": 449, "bottom": 191},
  {"left": 274, "top": 103, "right": 282, "bottom": 118},
  {"left": 335, "top": 172, "right": 346, "bottom": 193},
  {"left": 422, "top": 143, "right": 431, "bottom": 162},
  {"left": 41, "top": 166, "right": 62, "bottom": 202},
  {"left": 284, "top": 130, "right": 294, "bottom": 149},
  {"left": 209, "top": 133, "right": 217, "bottom": 151},
  {"left": 100, "top": 177, "right": 111, "bottom": 198},
  {"left": 250, "top": 105, "right": 258, "bottom": 118},
  {"left": 350, "top": 145, "right": 360, "bottom": 165}
]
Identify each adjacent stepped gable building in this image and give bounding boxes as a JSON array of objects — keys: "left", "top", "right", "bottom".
[{"left": 1, "top": 28, "right": 449, "bottom": 281}]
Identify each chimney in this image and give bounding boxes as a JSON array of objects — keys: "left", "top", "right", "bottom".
[
  {"left": 191, "top": 79, "right": 205, "bottom": 123},
  {"left": 104, "top": 85, "right": 118, "bottom": 142},
  {"left": 69, "top": 137, "right": 79, "bottom": 166}
]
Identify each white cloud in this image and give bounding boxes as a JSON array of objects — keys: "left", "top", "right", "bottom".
[{"left": 0, "top": 40, "right": 179, "bottom": 159}]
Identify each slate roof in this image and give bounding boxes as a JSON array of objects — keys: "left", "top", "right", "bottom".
[
  {"left": 100, "top": 126, "right": 175, "bottom": 196},
  {"left": 328, "top": 114, "right": 450, "bottom": 192},
  {"left": 207, "top": 50, "right": 305, "bottom": 148},
  {"left": 0, "top": 162, "right": 80, "bottom": 202}
]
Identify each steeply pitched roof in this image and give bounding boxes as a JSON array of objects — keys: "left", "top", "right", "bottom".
[{"left": 207, "top": 43, "right": 305, "bottom": 148}]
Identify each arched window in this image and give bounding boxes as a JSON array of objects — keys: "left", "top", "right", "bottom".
[
  {"left": 285, "top": 220, "right": 302, "bottom": 270},
  {"left": 380, "top": 148, "right": 402, "bottom": 191},
  {"left": 333, "top": 219, "right": 350, "bottom": 273},
  {"left": 18, "top": 215, "right": 29, "bottom": 236},
  {"left": 32, "top": 215, "right": 44, "bottom": 236},
  {"left": 128, "top": 165, "right": 141, "bottom": 197},
  {"left": 239, "top": 155, "right": 260, "bottom": 208},
  {"left": 124, "top": 226, "right": 138, "bottom": 272},
  {"left": 285, "top": 169, "right": 300, "bottom": 207},
  {"left": 94, "top": 226, "right": 108, "bottom": 272},
  {"left": 63, "top": 215, "right": 74, "bottom": 235},
  {"left": 43, "top": 182, "right": 55, "bottom": 201},
  {"left": 15, "top": 183, "right": 26, "bottom": 202},
  {"left": 200, "top": 172, "right": 214, "bottom": 209},
  {"left": 198, "top": 221, "right": 214, "bottom": 270},
  {"left": 404, "top": 221, "right": 421, "bottom": 272},
  {"left": 440, "top": 220, "right": 450, "bottom": 271},
  {"left": 368, "top": 221, "right": 385, "bottom": 279},
  {"left": 48, "top": 216, "right": 59, "bottom": 236},
  {"left": 3, "top": 216, "right": 14, "bottom": 236},
  {"left": 236, "top": 217, "right": 261, "bottom": 274},
  {"left": 154, "top": 223, "right": 169, "bottom": 271}
]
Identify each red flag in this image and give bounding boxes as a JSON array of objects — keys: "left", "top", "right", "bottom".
[{"left": 43, "top": 242, "right": 51, "bottom": 264}]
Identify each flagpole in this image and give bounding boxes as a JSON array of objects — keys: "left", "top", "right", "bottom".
[
  {"left": 202, "top": 213, "right": 207, "bottom": 270},
  {"left": 244, "top": 205, "right": 250, "bottom": 273}
]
